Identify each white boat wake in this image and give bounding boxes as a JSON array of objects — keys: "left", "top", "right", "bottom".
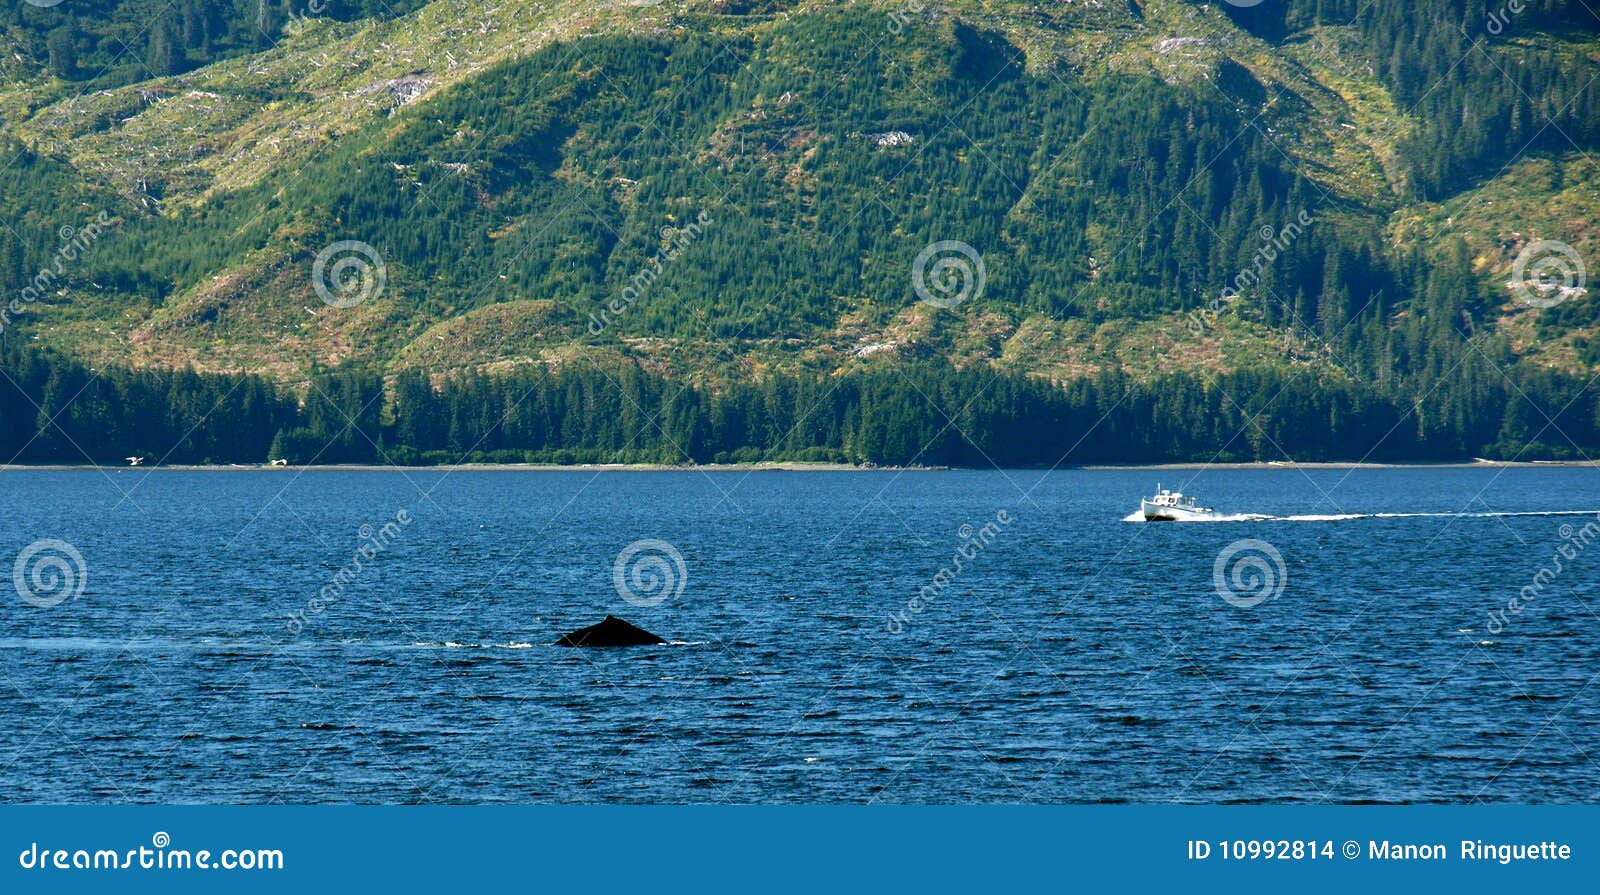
[{"left": 1123, "top": 509, "right": 1600, "bottom": 523}]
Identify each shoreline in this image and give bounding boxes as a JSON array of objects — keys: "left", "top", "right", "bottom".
[{"left": 1, "top": 460, "right": 1596, "bottom": 472}]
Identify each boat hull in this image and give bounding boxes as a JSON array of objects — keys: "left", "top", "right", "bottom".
[{"left": 1141, "top": 499, "right": 1216, "bottom": 522}]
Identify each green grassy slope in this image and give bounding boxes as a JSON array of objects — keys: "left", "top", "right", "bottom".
[{"left": 0, "top": 0, "right": 1596, "bottom": 389}]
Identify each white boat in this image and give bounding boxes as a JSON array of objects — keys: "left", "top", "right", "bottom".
[{"left": 1141, "top": 485, "right": 1217, "bottom": 521}]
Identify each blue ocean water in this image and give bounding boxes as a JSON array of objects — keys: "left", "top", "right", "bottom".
[{"left": 0, "top": 466, "right": 1596, "bottom": 804}]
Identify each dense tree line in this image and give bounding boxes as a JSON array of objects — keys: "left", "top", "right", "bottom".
[
  {"left": 0, "top": 340, "right": 296, "bottom": 464},
  {"left": 1, "top": 3, "right": 1596, "bottom": 469},
  {"left": 4, "top": 340, "right": 1598, "bottom": 467}
]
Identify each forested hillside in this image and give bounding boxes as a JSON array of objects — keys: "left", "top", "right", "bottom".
[
  {"left": 1, "top": 0, "right": 1598, "bottom": 464},
  {"left": 2, "top": 0, "right": 429, "bottom": 84}
]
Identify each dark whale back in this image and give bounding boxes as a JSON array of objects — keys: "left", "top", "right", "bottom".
[{"left": 555, "top": 615, "right": 666, "bottom": 647}]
